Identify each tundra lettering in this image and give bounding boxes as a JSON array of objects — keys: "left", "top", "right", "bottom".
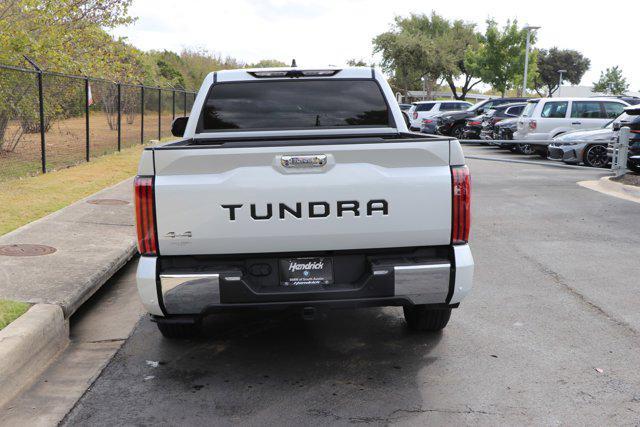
[
  {"left": 134, "top": 66, "right": 474, "bottom": 339},
  {"left": 220, "top": 200, "right": 389, "bottom": 221}
]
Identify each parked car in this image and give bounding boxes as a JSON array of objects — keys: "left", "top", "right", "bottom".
[
  {"left": 419, "top": 117, "right": 438, "bottom": 135},
  {"left": 607, "top": 105, "right": 640, "bottom": 173},
  {"left": 548, "top": 120, "right": 615, "bottom": 167},
  {"left": 515, "top": 97, "right": 628, "bottom": 157},
  {"left": 462, "top": 115, "right": 485, "bottom": 140},
  {"left": 436, "top": 97, "right": 529, "bottom": 139},
  {"left": 399, "top": 103, "right": 413, "bottom": 111},
  {"left": 479, "top": 103, "right": 527, "bottom": 140},
  {"left": 408, "top": 100, "right": 472, "bottom": 130},
  {"left": 488, "top": 100, "right": 540, "bottom": 154}
]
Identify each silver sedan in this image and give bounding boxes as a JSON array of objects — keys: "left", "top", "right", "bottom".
[{"left": 547, "top": 124, "right": 614, "bottom": 168}]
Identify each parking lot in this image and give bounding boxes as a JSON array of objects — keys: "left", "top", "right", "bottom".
[{"left": 45, "top": 149, "right": 639, "bottom": 425}]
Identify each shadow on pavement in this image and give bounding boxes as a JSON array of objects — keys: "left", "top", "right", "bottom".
[{"left": 64, "top": 307, "right": 446, "bottom": 425}]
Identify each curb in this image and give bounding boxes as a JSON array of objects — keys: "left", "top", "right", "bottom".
[
  {"left": 61, "top": 242, "right": 137, "bottom": 318},
  {"left": 0, "top": 304, "right": 68, "bottom": 408},
  {"left": 578, "top": 176, "right": 640, "bottom": 204}
]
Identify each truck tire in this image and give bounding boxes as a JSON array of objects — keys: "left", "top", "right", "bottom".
[
  {"left": 156, "top": 321, "right": 201, "bottom": 339},
  {"left": 403, "top": 306, "right": 452, "bottom": 331}
]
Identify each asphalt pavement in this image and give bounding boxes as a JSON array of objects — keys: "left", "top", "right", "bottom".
[{"left": 60, "top": 146, "right": 640, "bottom": 426}]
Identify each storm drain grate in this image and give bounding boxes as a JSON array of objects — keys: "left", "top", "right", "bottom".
[
  {"left": 0, "top": 244, "right": 57, "bottom": 257},
  {"left": 87, "top": 198, "right": 129, "bottom": 206}
]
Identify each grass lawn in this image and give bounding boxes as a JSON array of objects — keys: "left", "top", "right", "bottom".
[
  {"left": 0, "top": 300, "right": 31, "bottom": 331},
  {"left": 0, "top": 144, "right": 146, "bottom": 236}
]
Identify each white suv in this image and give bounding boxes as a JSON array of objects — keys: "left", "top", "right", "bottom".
[
  {"left": 408, "top": 100, "right": 472, "bottom": 130},
  {"left": 515, "top": 97, "right": 628, "bottom": 141}
]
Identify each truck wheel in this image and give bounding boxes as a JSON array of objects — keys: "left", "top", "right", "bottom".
[
  {"left": 403, "top": 306, "right": 452, "bottom": 331},
  {"left": 156, "top": 321, "right": 201, "bottom": 339},
  {"left": 583, "top": 144, "right": 608, "bottom": 168}
]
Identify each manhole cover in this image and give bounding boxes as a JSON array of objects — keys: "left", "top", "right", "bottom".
[
  {"left": 87, "top": 198, "right": 129, "bottom": 206},
  {"left": 0, "top": 244, "right": 57, "bottom": 257}
]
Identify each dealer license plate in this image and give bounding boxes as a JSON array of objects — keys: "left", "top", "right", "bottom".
[{"left": 280, "top": 257, "right": 333, "bottom": 287}]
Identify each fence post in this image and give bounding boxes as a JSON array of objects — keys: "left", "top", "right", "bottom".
[
  {"left": 24, "top": 56, "right": 47, "bottom": 173},
  {"left": 172, "top": 90, "right": 176, "bottom": 121},
  {"left": 117, "top": 83, "right": 122, "bottom": 151},
  {"left": 85, "top": 77, "right": 90, "bottom": 162},
  {"left": 140, "top": 86, "right": 145, "bottom": 144},
  {"left": 37, "top": 72, "right": 46, "bottom": 173},
  {"left": 158, "top": 87, "right": 161, "bottom": 141},
  {"left": 183, "top": 91, "right": 187, "bottom": 116}
]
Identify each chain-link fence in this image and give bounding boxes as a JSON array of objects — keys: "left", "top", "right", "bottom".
[{"left": 0, "top": 63, "right": 197, "bottom": 183}]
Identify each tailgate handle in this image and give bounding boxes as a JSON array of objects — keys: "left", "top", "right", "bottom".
[{"left": 281, "top": 155, "right": 327, "bottom": 169}]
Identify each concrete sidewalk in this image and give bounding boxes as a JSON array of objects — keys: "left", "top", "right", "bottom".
[{"left": 0, "top": 178, "right": 137, "bottom": 318}]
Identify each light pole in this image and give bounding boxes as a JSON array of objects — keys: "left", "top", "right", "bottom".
[
  {"left": 523, "top": 25, "right": 540, "bottom": 96},
  {"left": 557, "top": 69, "right": 567, "bottom": 97}
]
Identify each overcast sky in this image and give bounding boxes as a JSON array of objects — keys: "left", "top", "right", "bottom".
[{"left": 112, "top": 0, "right": 640, "bottom": 90}]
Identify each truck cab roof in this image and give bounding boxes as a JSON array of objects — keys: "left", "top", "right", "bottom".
[{"left": 210, "top": 66, "right": 375, "bottom": 83}]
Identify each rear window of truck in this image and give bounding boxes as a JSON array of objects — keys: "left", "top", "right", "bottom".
[{"left": 200, "top": 80, "right": 391, "bottom": 131}]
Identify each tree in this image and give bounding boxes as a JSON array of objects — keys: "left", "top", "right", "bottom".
[
  {"left": 249, "top": 59, "right": 287, "bottom": 68},
  {"left": 467, "top": 19, "right": 538, "bottom": 97},
  {"left": 440, "top": 20, "right": 482, "bottom": 99},
  {"left": 373, "top": 30, "right": 428, "bottom": 95},
  {"left": 592, "top": 66, "right": 629, "bottom": 95},
  {"left": 534, "top": 48, "right": 590, "bottom": 96},
  {"left": 0, "top": 0, "right": 135, "bottom": 71},
  {"left": 373, "top": 13, "right": 479, "bottom": 99},
  {"left": 346, "top": 59, "right": 369, "bottom": 67},
  {"left": 0, "top": 0, "right": 139, "bottom": 145}
]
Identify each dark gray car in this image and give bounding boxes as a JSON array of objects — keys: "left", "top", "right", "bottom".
[{"left": 548, "top": 122, "right": 615, "bottom": 167}]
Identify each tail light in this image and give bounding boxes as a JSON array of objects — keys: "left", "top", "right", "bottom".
[
  {"left": 468, "top": 121, "right": 481, "bottom": 126},
  {"left": 451, "top": 165, "right": 471, "bottom": 244},
  {"left": 529, "top": 120, "right": 537, "bottom": 131},
  {"left": 413, "top": 112, "right": 418, "bottom": 120},
  {"left": 134, "top": 176, "right": 158, "bottom": 256},
  {"left": 422, "top": 119, "right": 433, "bottom": 124}
]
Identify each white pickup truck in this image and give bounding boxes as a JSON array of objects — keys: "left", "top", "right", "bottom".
[{"left": 134, "top": 67, "right": 474, "bottom": 338}]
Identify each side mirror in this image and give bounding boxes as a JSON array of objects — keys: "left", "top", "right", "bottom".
[
  {"left": 476, "top": 108, "right": 484, "bottom": 115},
  {"left": 612, "top": 122, "right": 621, "bottom": 131},
  {"left": 171, "top": 116, "right": 189, "bottom": 137}
]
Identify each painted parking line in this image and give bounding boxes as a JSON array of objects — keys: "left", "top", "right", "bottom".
[{"left": 465, "top": 155, "right": 605, "bottom": 171}]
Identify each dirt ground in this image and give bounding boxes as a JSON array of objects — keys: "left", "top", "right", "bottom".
[
  {"left": 611, "top": 171, "right": 640, "bottom": 187},
  {"left": 0, "top": 112, "right": 174, "bottom": 182}
]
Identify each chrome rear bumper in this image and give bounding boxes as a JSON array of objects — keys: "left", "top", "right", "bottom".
[{"left": 136, "top": 245, "right": 473, "bottom": 317}]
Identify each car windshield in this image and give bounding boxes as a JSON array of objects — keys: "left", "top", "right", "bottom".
[
  {"left": 467, "top": 100, "right": 487, "bottom": 112},
  {"left": 522, "top": 102, "right": 537, "bottom": 117},
  {"left": 413, "top": 102, "right": 435, "bottom": 112}
]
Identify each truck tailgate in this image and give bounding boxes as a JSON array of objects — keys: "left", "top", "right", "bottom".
[{"left": 153, "top": 141, "right": 452, "bottom": 255}]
